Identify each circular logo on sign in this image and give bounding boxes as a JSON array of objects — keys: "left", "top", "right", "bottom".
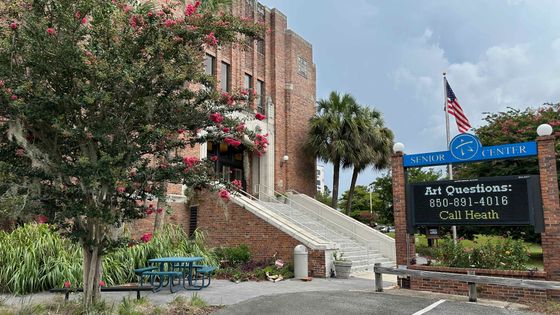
[{"left": 450, "top": 133, "right": 481, "bottom": 161}]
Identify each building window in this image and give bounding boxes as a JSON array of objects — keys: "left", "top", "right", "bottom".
[
  {"left": 207, "top": 141, "right": 246, "bottom": 190},
  {"left": 244, "top": 73, "right": 253, "bottom": 91},
  {"left": 256, "top": 39, "right": 264, "bottom": 55},
  {"left": 256, "top": 80, "right": 264, "bottom": 114},
  {"left": 204, "top": 54, "right": 215, "bottom": 75},
  {"left": 297, "top": 56, "right": 309, "bottom": 78},
  {"left": 256, "top": 3, "right": 265, "bottom": 22},
  {"left": 244, "top": 0, "right": 254, "bottom": 19},
  {"left": 221, "top": 62, "right": 230, "bottom": 92}
]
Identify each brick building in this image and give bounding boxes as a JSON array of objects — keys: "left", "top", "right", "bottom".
[{"left": 129, "top": 0, "right": 320, "bottom": 272}]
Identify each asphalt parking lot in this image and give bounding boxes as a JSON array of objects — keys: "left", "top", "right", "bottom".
[{"left": 215, "top": 290, "right": 540, "bottom": 315}]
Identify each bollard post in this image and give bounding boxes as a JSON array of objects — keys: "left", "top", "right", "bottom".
[
  {"left": 374, "top": 263, "right": 383, "bottom": 292},
  {"left": 467, "top": 270, "right": 477, "bottom": 302}
]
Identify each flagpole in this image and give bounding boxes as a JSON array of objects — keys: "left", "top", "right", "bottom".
[{"left": 443, "top": 73, "right": 458, "bottom": 244}]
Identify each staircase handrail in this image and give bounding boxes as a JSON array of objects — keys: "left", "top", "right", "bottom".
[
  {"left": 257, "top": 184, "right": 381, "bottom": 251},
  {"left": 231, "top": 190, "right": 336, "bottom": 250},
  {"left": 287, "top": 191, "right": 396, "bottom": 261}
]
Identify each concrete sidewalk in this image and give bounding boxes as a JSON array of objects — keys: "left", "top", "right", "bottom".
[{"left": 1, "top": 274, "right": 395, "bottom": 307}]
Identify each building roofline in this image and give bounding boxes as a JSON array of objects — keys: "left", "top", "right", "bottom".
[{"left": 285, "top": 29, "right": 313, "bottom": 49}]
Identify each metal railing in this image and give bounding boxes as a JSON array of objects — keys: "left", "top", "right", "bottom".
[
  {"left": 232, "top": 189, "right": 333, "bottom": 248},
  {"left": 257, "top": 184, "right": 386, "bottom": 268}
]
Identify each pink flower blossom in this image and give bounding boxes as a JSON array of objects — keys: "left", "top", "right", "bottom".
[
  {"left": 98, "top": 280, "right": 106, "bottom": 287},
  {"left": 46, "top": 28, "right": 56, "bottom": 35},
  {"left": 156, "top": 208, "right": 164, "bottom": 214},
  {"left": 15, "top": 148, "right": 25, "bottom": 157},
  {"left": 177, "top": 128, "right": 185, "bottom": 134},
  {"left": 124, "top": 5, "right": 133, "bottom": 13},
  {"left": 156, "top": 10, "right": 165, "bottom": 16},
  {"left": 81, "top": 17, "right": 88, "bottom": 25},
  {"left": 205, "top": 32, "right": 218, "bottom": 46},
  {"left": 185, "top": 4, "right": 197, "bottom": 16},
  {"left": 147, "top": 11, "right": 154, "bottom": 18},
  {"left": 164, "top": 19, "right": 176, "bottom": 28},
  {"left": 210, "top": 155, "right": 218, "bottom": 161},
  {"left": 74, "top": 11, "right": 81, "bottom": 19},
  {"left": 232, "top": 179, "right": 242, "bottom": 190},
  {"left": 9, "top": 22, "right": 18, "bottom": 30},
  {"left": 235, "top": 124, "right": 245, "bottom": 133},
  {"left": 183, "top": 156, "right": 199, "bottom": 169},
  {"left": 209, "top": 113, "right": 224, "bottom": 123},
  {"left": 255, "top": 113, "right": 266, "bottom": 121},
  {"left": 140, "top": 233, "right": 153, "bottom": 242},
  {"left": 0, "top": 80, "right": 4, "bottom": 87},
  {"left": 10, "top": 95, "right": 17, "bottom": 101},
  {"left": 219, "top": 189, "right": 230, "bottom": 201},
  {"left": 223, "top": 127, "right": 230, "bottom": 132},
  {"left": 224, "top": 137, "right": 241, "bottom": 148},
  {"left": 116, "top": 186, "right": 126, "bottom": 193},
  {"left": 129, "top": 16, "right": 139, "bottom": 28},
  {"left": 37, "top": 215, "right": 48, "bottom": 224},
  {"left": 221, "top": 92, "right": 234, "bottom": 106},
  {"left": 64, "top": 281, "right": 71, "bottom": 288},
  {"left": 146, "top": 208, "right": 154, "bottom": 215}
]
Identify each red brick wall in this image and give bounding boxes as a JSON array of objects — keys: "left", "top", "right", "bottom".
[
  {"left": 282, "top": 31, "right": 316, "bottom": 196},
  {"left": 392, "top": 152, "right": 415, "bottom": 266},
  {"left": 409, "top": 265, "right": 558, "bottom": 303},
  {"left": 193, "top": 190, "right": 326, "bottom": 277},
  {"left": 128, "top": 201, "right": 189, "bottom": 238}
]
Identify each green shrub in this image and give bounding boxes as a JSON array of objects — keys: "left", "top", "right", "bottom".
[
  {"left": 0, "top": 223, "right": 217, "bottom": 294},
  {"left": 214, "top": 244, "right": 251, "bottom": 266},
  {"left": 434, "top": 236, "right": 529, "bottom": 270}
]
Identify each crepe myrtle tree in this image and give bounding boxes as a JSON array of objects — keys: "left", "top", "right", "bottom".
[{"left": 0, "top": 0, "right": 266, "bottom": 305}]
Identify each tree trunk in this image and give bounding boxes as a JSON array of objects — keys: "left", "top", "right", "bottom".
[
  {"left": 331, "top": 159, "right": 341, "bottom": 209},
  {"left": 345, "top": 167, "right": 360, "bottom": 215},
  {"left": 154, "top": 200, "right": 166, "bottom": 233},
  {"left": 82, "top": 220, "right": 104, "bottom": 308}
]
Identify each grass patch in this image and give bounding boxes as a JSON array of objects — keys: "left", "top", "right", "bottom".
[
  {"left": 529, "top": 301, "right": 560, "bottom": 314},
  {"left": 0, "top": 295, "right": 220, "bottom": 315}
]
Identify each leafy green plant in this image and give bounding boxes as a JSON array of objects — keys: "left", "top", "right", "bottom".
[
  {"left": 433, "top": 236, "right": 530, "bottom": 270},
  {"left": 189, "top": 293, "right": 208, "bottom": 308},
  {"left": 214, "top": 244, "right": 251, "bottom": 267},
  {"left": 0, "top": 223, "right": 217, "bottom": 294}
]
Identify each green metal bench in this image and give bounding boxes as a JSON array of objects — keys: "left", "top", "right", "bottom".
[
  {"left": 141, "top": 271, "right": 184, "bottom": 293},
  {"left": 191, "top": 266, "right": 216, "bottom": 289}
]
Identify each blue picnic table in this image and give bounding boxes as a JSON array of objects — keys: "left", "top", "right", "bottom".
[{"left": 144, "top": 256, "right": 204, "bottom": 292}]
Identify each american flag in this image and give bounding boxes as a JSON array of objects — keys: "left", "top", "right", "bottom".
[{"left": 445, "top": 79, "right": 471, "bottom": 133}]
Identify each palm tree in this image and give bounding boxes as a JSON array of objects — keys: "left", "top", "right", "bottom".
[
  {"left": 307, "top": 92, "right": 359, "bottom": 209},
  {"left": 342, "top": 107, "right": 393, "bottom": 215}
]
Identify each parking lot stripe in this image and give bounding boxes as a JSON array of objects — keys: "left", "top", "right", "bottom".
[{"left": 411, "top": 299, "right": 446, "bottom": 315}]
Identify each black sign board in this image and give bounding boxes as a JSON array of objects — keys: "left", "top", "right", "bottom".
[{"left": 407, "top": 175, "right": 543, "bottom": 232}]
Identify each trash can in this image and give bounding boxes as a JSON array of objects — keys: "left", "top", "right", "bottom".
[{"left": 294, "top": 245, "right": 308, "bottom": 279}]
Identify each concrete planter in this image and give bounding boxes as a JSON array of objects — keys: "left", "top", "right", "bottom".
[{"left": 334, "top": 260, "right": 352, "bottom": 279}]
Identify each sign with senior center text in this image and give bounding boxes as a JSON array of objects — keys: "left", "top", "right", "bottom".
[
  {"left": 407, "top": 175, "right": 543, "bottom": 232},
  {"left": 403, "top": 133, "right": 537, "bottom": 168}
]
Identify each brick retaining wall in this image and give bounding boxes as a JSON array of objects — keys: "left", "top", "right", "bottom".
[{"left": 408, "top": 265, "right": 558, "bottom": 303}]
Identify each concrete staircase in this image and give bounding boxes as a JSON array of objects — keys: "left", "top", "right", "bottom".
[{"left": 256, "top": 199, "right": 395, "bottom": 273}]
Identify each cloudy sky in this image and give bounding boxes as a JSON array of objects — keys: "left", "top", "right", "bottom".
[{"left": 260, "top": 0, "right": 560, "bottom": 194}]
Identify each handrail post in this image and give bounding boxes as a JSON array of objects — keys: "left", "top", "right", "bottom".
[
  {"left": 374, "top": 263, "right": 383, "bottom": 292},
  {"left": 467, "top": 270, "right": 477, "bottom": 302}
]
